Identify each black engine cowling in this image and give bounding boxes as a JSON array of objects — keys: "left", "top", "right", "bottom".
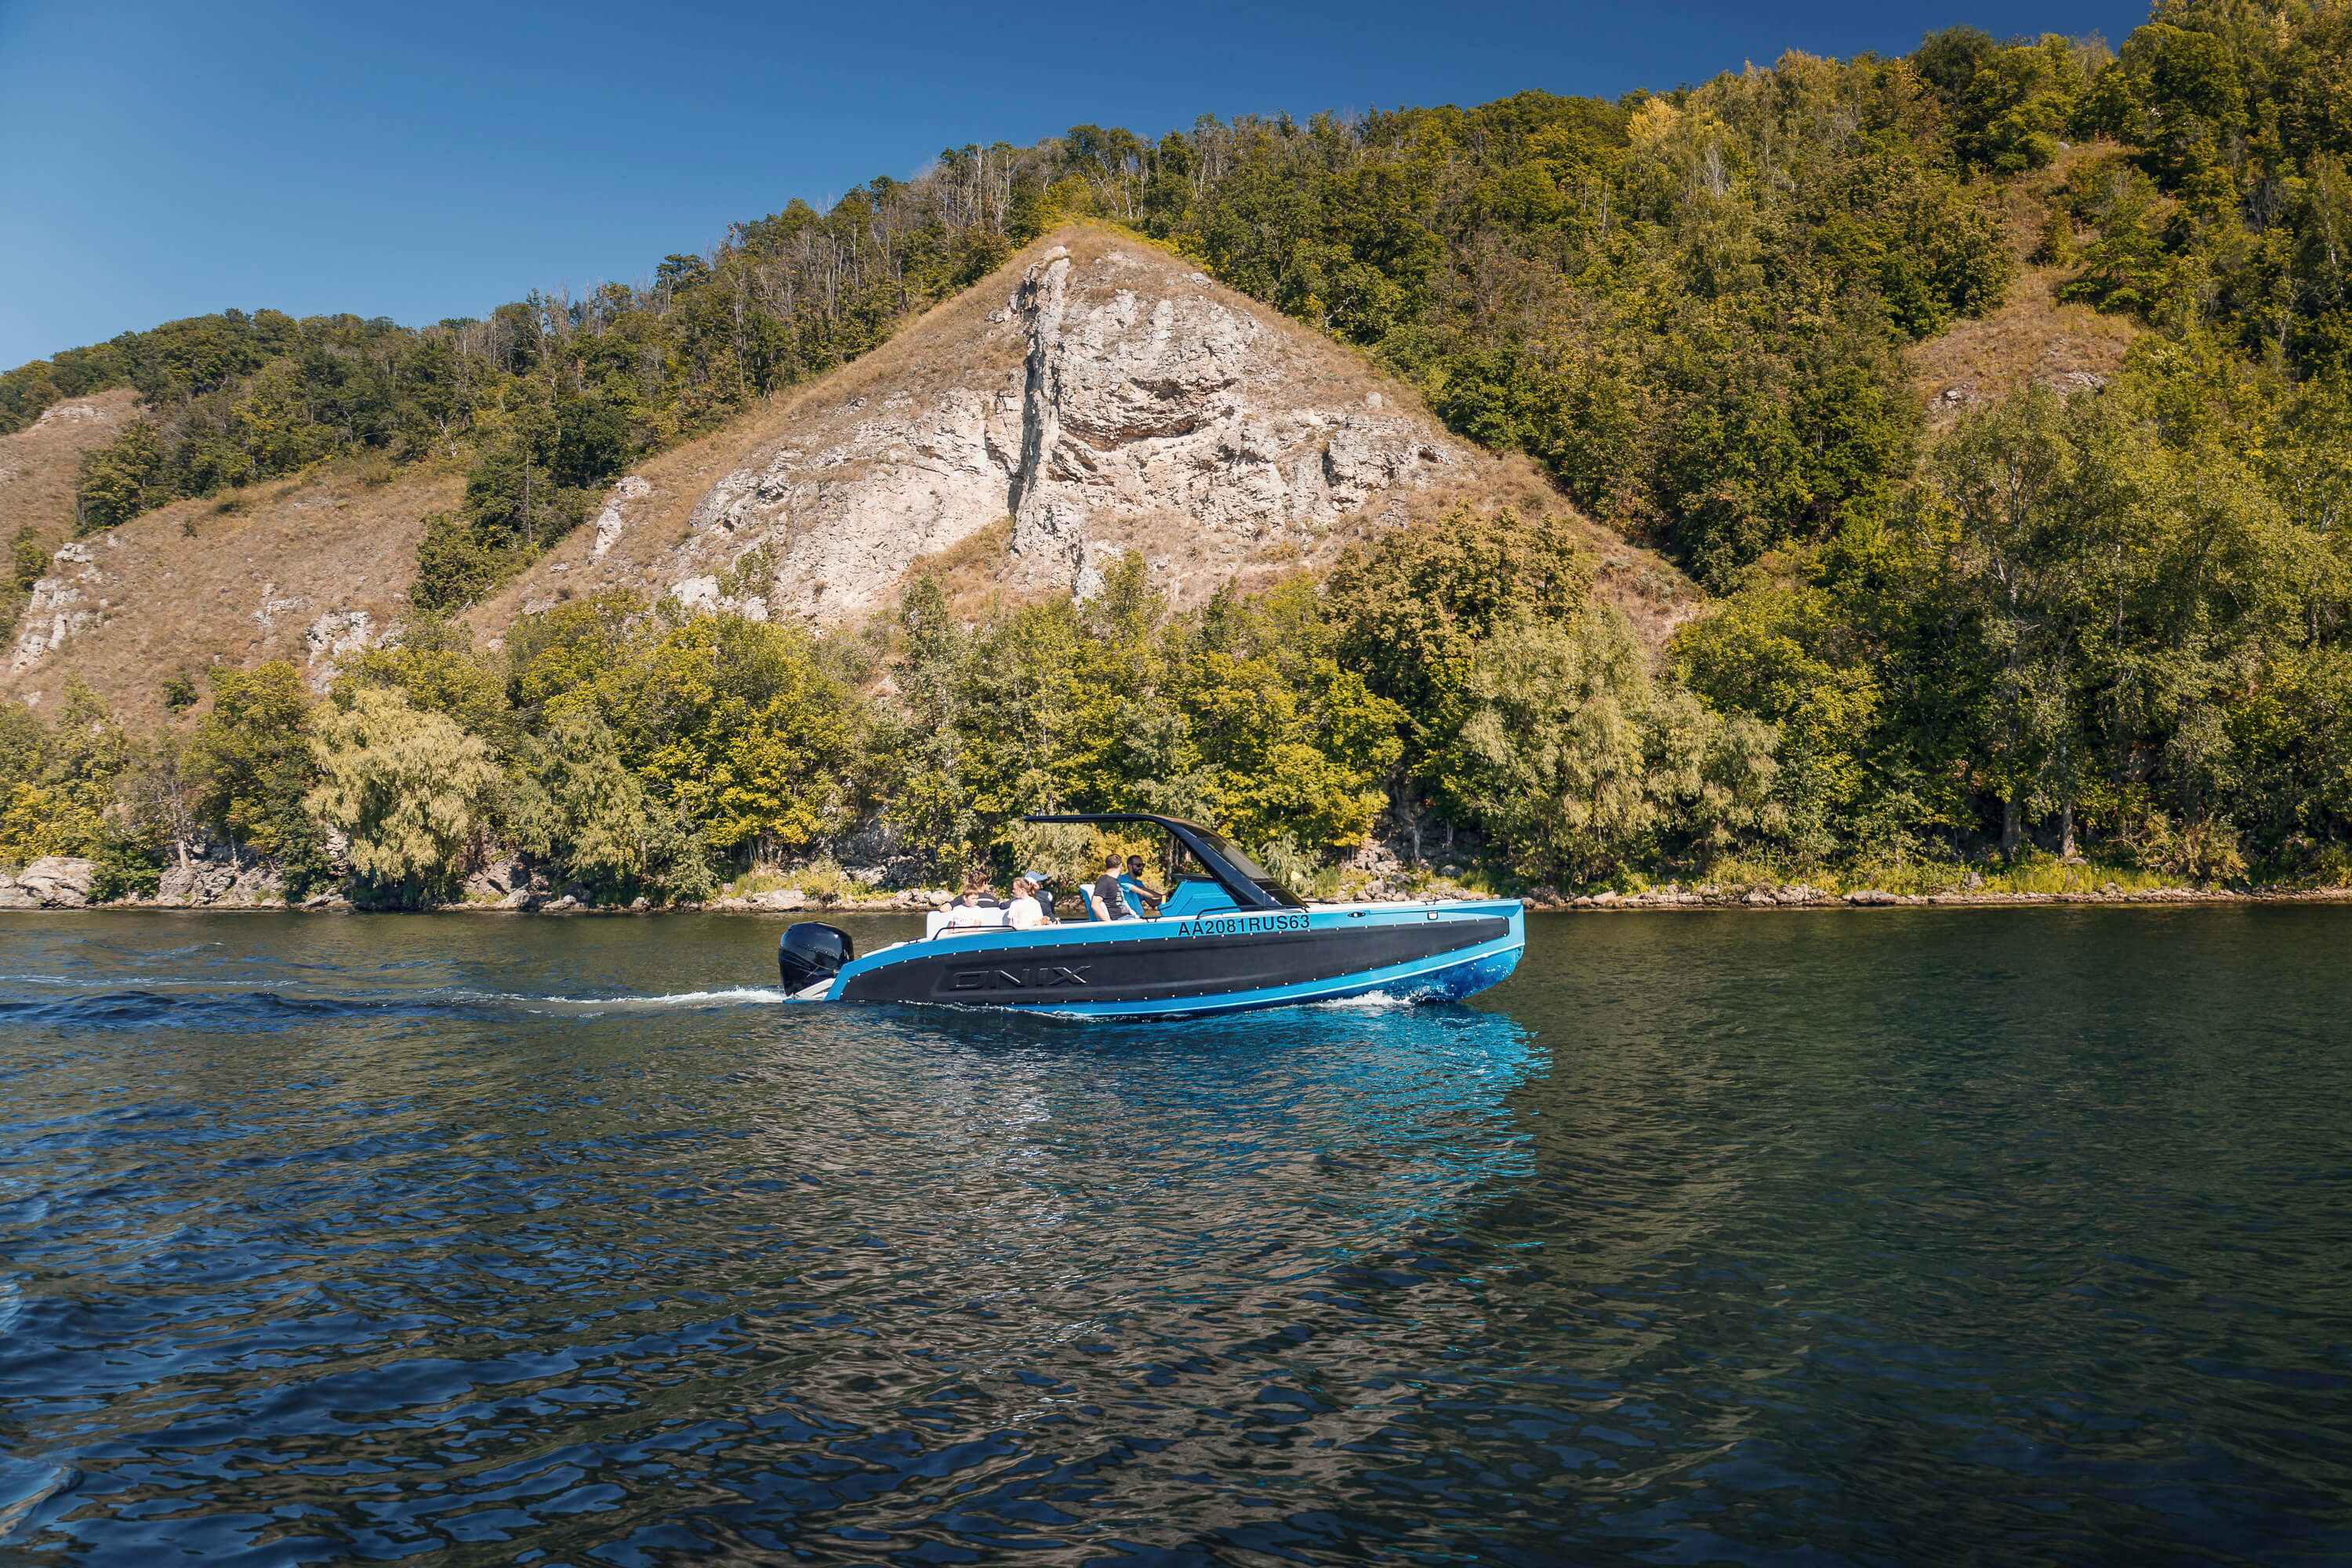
[{"left": 778, "top": 923, "right": 855, "bottom": 993}]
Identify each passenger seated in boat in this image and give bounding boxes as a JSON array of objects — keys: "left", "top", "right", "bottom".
[
  {"left": 1120, "top": 855, "right": 1164, "bottom": 916},
  {"left": 927, "top": 876, "right": 1011, "bottom": 939},
  {"left": 1005, "top": 877, "right": 1047, "bottom": 931},
  {"left": 1022, "top": 870, "right": 1055, "bottom": 921},
  {"left": 1089, "top": 854, "right": 1140, "bottom": 921}
]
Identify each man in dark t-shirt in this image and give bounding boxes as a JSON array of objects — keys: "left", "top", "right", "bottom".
[{"left": 1091, "top": 853, "right": 1136, "bottom": 920}]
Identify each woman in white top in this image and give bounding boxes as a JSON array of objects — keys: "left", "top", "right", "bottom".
[{"left": 1004, "top": 877, "right": 1047, "bottom": 931}]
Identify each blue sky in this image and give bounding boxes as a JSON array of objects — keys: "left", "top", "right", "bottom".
[{"left": 0, "top": 0, "right": 2146, "bottom": 371}]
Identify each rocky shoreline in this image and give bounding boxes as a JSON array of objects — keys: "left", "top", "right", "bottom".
[
  {"left": 5, "top": 853, "right": 2350, "bottom": 914},
  {"left": 0, "top": 855, "right": 975, "bottom": 913}
]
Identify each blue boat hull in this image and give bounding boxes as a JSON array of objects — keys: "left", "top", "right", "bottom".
[{"left": 789, "top": 899, "right": 1525, "bottom": 1021}]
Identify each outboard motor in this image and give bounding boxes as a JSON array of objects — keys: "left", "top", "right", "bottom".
[{"left": 778, "top": 922, "right": 855, "bottom": 995}]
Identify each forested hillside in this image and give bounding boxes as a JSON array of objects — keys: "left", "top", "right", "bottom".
[{"left": 9, "top": 2, "right": 2352, "bottom": 905}]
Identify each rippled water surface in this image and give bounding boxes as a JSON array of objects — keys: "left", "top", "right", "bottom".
[{"left": 2, "top": 907, "right": 2348, "bottom": 1565}]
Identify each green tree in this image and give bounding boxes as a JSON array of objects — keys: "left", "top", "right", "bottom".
[
  {"left": 879, "top": 574, "right": 976, "bottom": 877},
  {"left": 2061, "top": 158, "right": 2172, "bottom": 316},
  {"left": 0, "top": 782, "right": 104, "bottom": 864},
  {"left": 1957, "top": 35, "right": 2097, "bottom": 173},
  {"left": 0, "top": 680, "right": 129, "bottom": 867},
  {"left": 411, "top": 510, "right": 519, "bottom": 612},
  {"left": 307, "top": 687, "right": 501, "bottom": 904},
  {"left": 1457, "top": 607, "right": 1780, "bottom": 884},
  {"left": 183, "top": 662, "right": 319, "bottom": 855},
  {"left": 617, "top": 615, "right": 859, "bottom": 864},
  {"left": 9, "top": 528, "right": 49, "bottom": 590},
  {"left": 506, "top": 591, "right": 647, "bottom": 714},
  {"left": 1168, "top": 579, "right": 1403, "bottom": 851},
  {"left": 335, "top": 617, "right": 514, "bottom": 749},
  {"left": 76, "top": 419, "right": 165, "bottom": 532},
  {"left": 511, "top": 704, "right": 650, "bottom": 891},
  {"left": 1323, "top": 504, "right": 1592, "bottom": 746}
]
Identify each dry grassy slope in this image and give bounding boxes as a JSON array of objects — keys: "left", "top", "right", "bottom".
[
  {"left": 469, "top": 226, "right": 1700, "bottom": 651},
  {"left": 2, "top": 463, "right": 458, "bottom": 729},
  {"left": 1910, "top": 142, "right": 2140, "bottom": 430},
  {"left": 0, "top": 388, "right": 139, "bottom": 546}
]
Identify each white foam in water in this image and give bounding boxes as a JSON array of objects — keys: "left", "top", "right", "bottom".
[
  {"left": 536, "top": 987, "right": 788, "bottom": 1009},
  {"left": 1313, "top": 990, "right": 1412, "bottom": 1011}
]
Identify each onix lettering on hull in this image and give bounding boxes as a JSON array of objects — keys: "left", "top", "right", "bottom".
[{"left": 949, "top": 965, "right": 1091, "bottom": 993}]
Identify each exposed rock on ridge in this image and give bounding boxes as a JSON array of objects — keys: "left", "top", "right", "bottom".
[
  {"left": 2, "top": 230, "right": 1698, "bottom": 723},
  {"left": 655, "top": 235, "right": 1467, "bottom": 621},
  {"left": 473, "top": 228, "right": 1634, "bottom": 637},
  {"left": 1, "top": 464, "right": 454, "bottom": 726}
]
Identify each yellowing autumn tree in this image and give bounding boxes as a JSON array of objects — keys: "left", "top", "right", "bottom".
[{"left": 307, "top": 687, "right": 501, "bottom": 904}]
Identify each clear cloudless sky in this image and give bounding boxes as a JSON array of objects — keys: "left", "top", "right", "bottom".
[{"left": 0, "top": 0, "right": 2147, "bottom": 370}]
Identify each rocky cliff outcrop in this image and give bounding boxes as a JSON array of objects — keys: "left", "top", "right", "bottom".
[
  {"left": 996, "top": 245, "right": 1457, "bottom": 595},
  {"left": 154, "top": 844, "right": 289, "bottom": 906},
  {"left": 9, "top": 534, "right": 112, "bottom": 677},
  {"left": 629, "top": 236, "right": 1469, "bottom": 622},
  {"left": 0, "top": 856, "right": 97, "bottom": 908},
  {"left": 472, "top": 228, "right": 1686, "bottom": 639}
]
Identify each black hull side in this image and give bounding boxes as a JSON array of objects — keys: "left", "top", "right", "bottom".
[{"left": 837, "top": 919, "right": 1514, "bottom": 1007}]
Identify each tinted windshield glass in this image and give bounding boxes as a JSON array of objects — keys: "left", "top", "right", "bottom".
[{"left": 1185, "top": 825, "right": 1274, "bottom": 882}]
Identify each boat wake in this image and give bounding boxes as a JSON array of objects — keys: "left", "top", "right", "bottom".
[
  {"left": 0, "top": 982, "right": 789, "bottom": 1031},
  {"left": 522, "top": 986, "right": 788, "bottom": 1011}
]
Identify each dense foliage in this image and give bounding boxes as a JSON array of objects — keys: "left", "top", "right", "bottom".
[
  {"left": 0, "top": 510, "right": 1791, "bottom": 902},
  {"left": 1679, "top": 345, "right": 2352, "bottom": 881}
]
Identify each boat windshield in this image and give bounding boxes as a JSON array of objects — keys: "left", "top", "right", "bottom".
[
  {"left": 1021, "top": 811, "right": 1303, "bottom": 910},
  {"left": 1184, "top": 825, "right": 1275, "bottom": 883},
  {"left": 1177, "top": 824, "right": 1305, "bottom": 909}
]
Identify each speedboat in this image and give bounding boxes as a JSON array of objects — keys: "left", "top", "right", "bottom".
[{"left": 775, "top": 812, "right": 1525, "bottom": 1019}]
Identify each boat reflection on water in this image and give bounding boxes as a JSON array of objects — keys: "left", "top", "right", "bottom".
[{"left": 701, "top": 996, "right": 1549, "bottom": 1542}]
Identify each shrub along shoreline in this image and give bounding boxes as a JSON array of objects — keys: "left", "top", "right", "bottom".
[{"left": 8, "top": 471, "right": 2352, "bottom": 909}]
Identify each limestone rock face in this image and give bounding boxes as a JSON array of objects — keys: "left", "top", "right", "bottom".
[
  {"left": 12, "top": 856, "right": 97, "bottom": 907},
  {"left": 8, "top": 536, "right": 114, "bottom": 677},
  {"left": 155, "top": 846, "right": 285, "bottom": 907},
  {"left": 592, "top": 475, "right": 654, "bottom": 559},
  {"left": 659, "top": 237, "right": 1468, "bottom": 622},
  {"left": 1002, "top": 246, "right": 1456, "bottom": 594},
  {"left": 467, "top": 229, "right": 1698, "bottom": 652}
]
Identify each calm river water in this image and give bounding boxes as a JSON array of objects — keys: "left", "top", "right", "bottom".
[{"left": 0, "top": 906, "right": 2347, "bottom": 1565}]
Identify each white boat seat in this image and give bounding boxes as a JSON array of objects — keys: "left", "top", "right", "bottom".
[{"left": 925, "top": 909, "right": 1010, "bottom": 940}]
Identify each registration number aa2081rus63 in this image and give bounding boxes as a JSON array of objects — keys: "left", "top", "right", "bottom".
[{"left": 1173, "top": 912, "right": 1311, "bottom": 938}]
